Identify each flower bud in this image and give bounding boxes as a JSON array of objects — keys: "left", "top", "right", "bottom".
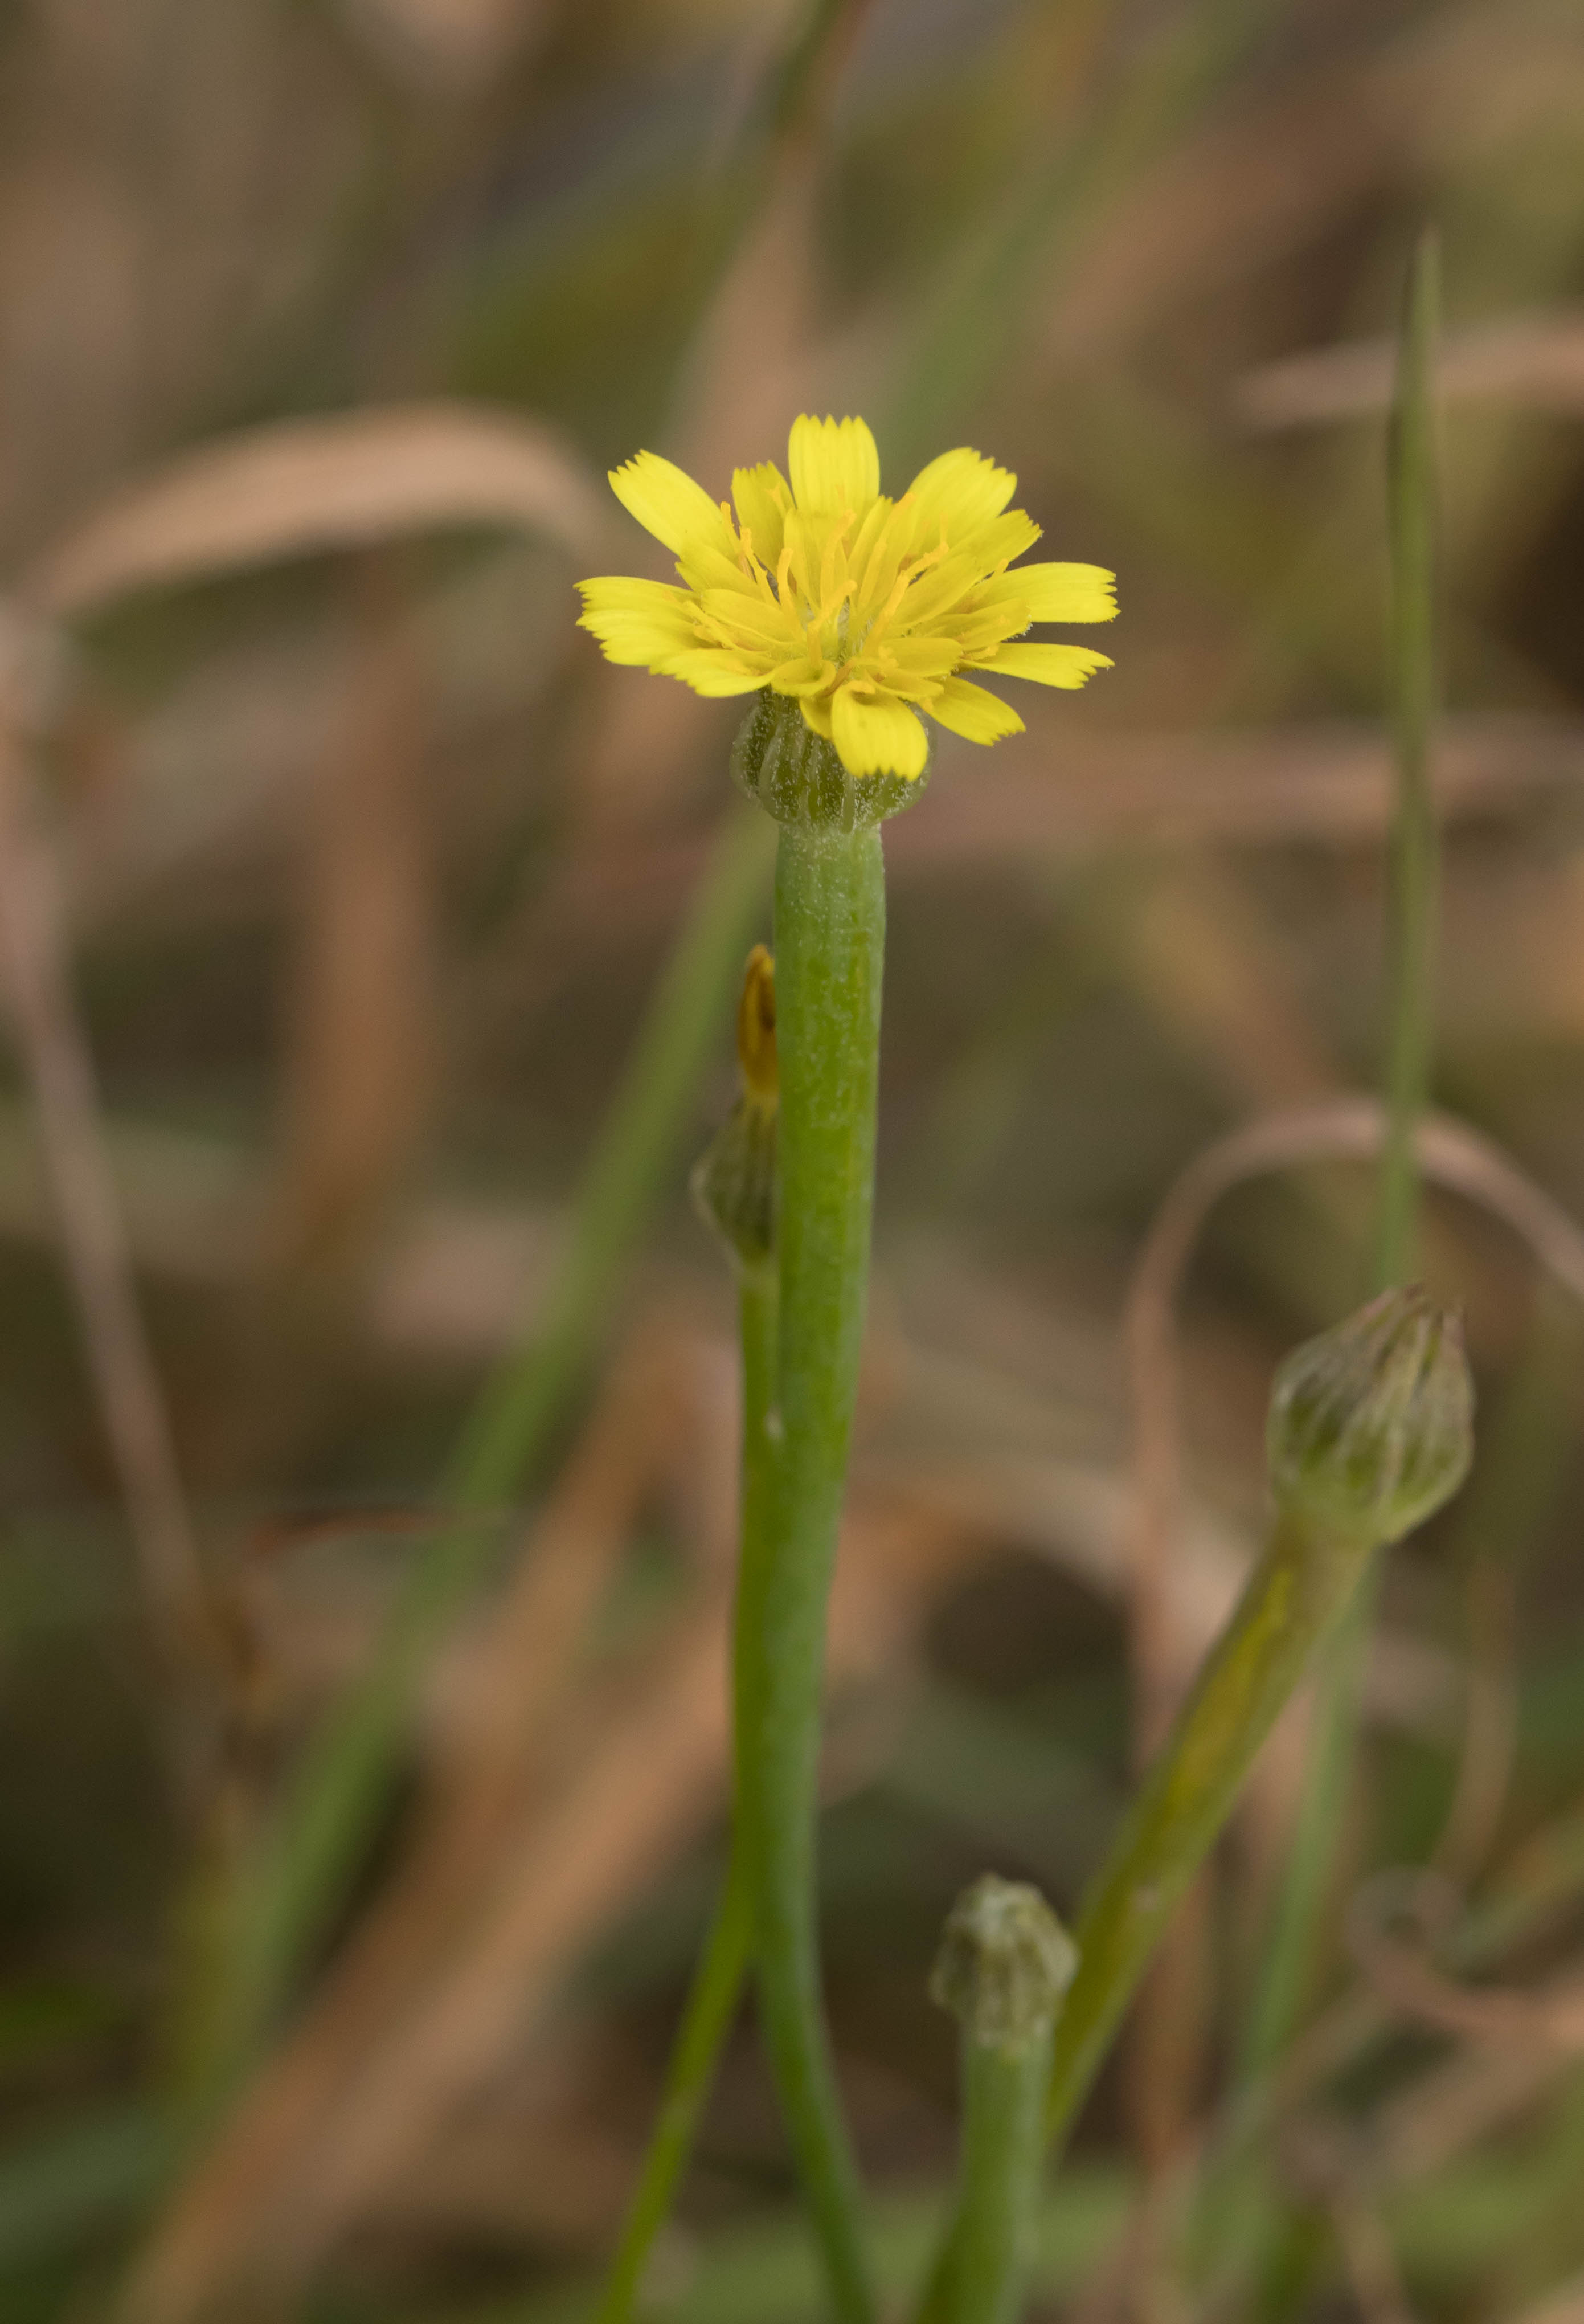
[
  {"left": 731, "top": 688, "right": 931, "bottom": 832},
  {"left": 1267, "top": 1285, "right": 1474, "bottom": 1546},
  {"left": 931, "top": 1875, "right": 1077, "bottom": 2055},
  {"left": 735, "top": 942, "right": 777, "bottom": 1104},
  {"left": 691, "top": 946, "right": 778, "bottom": 1280}
]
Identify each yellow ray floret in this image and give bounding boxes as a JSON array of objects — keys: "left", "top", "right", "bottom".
[{"left": 578, "top": 412, "right": 1115, "bottom": 780}]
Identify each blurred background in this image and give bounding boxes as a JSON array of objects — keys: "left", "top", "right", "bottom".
[{"left": 5, "top": 1, "right": 1584, "bottom": 2319}]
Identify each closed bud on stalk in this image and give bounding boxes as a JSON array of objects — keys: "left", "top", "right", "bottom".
[
  {"left": 1267, "top": 1285, "right": 1474, "bottom": 1546},
  {"left": 931, "top": 1875, "right": 1077, "bottom": 2055},
  {"left": 691, "top": 945, "right": 778, "bottom": 1280}
]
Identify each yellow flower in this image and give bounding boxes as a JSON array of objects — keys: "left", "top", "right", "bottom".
[{"left": 577, "top": 413, "right": 1115, "bottom": 781}]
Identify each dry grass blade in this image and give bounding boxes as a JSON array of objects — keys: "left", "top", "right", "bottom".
[
  {"left": 125, "top": 1411, "right": 980, "bottom": 2320},
  {"left": 872, "top": 714, "right": 1584, "bottom": 867},
  {"left": 1432, "top": 1559, "right": 1518, "bottom": 1887},
  {"left": 1238, "top": 311, "right": 1584, "bottom": 432},
  {"left": 270, "top": 559, "right": 438, "bottom": 1271},
  {"left": 21, "top": 402, "right": 608, "bottom": 620},
  {"left": 1500, "top": 2274, "right": 1584, "bottom": 2324},
  {"left": 121, "top": 1321, "right": 721, "bottom": 2323},
  {"left": 0, "top": 622, "right": 219, "bottom": 1693},
  {"left": 1330, "top": 2193, "right": 1422, "bottom": 2324}
]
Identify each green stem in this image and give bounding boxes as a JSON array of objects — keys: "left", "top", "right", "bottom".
[
  {"left": 1237, "top": 231, "right": 1442, "bottom": 2091},
  {"left": 736, "top": 817, "right": 883, "bottom": 2324},
  {"left": 1234, "top": 1586, "right": 1369, "bottom": 2083},
  {"left": 919, "top": 2031, "right": 1054, "bottom": 2324},
  {"left": 220, "top": 804, "right": 775, "bottom": 2081},
  {"left": 1046, "top": 1512, "right": 1377, "bottom": 2153},
  {"left": 592, "top": 1268, "right": 778, "bottom": 2324}
]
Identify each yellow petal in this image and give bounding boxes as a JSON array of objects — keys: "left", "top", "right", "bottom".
[
  {"left": 732, "top": 463, "right": 791, "bottom": 566},
  {"left": 983, "top": 561, "right": 1116, "bottom": 623},
  {"left": 885, "top": 549, "right": 984, "bottom": 630},
  {"left": 577, "top": 577, "right": 698, "bottom": 667},
  {"left": 927, "top": 677, "right": 1025, "bottom": 744},
  {"left": 659, "top": 650, "right": 770, "bottom": 696},
  {"left": 578, "top": 575, "right": 694, "bottom": 618},
  {"left": 609, "top": 451, "right": 728, "bottom": 554},
  {"left": 965, "top": 508, "right": 1041, "bottom": 569},
  {"left": 831, "top": 687, "right": 928, "bottom": 778},
  {"left": 869, "top": 635, "right": 960, "bottom": 676},
  {"left": 900, "top": 447, "right": 1016, "bottom": 549},
  {"left": 976, "top": 642, "right": 1113, "bottom": 688},
  {"left": 788, "top": 415, "right": 881, "bottom": 518},
  {"left": 944, "top": 603, "right": 1030, "bottom": 654},
  {"left": 699, "top": 586, "right": 791, "bottom": 644},
  {"left": 767, "top": 660, "right": 829, "bottom": 694},
  {"left": 676, "top": 538, "right": 756, "bottom": 595}
]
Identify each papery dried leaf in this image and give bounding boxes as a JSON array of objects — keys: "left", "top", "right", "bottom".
[{"left": 23, "top": 402, "right": 608, "bottom": 619}]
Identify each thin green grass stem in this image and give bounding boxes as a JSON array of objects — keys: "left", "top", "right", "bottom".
[
  {"left": 451, "top": 804, "right": 777, "bottom": 1506},
  {"left": 1234, "top": 231, "right": 1442, "bottom": 2094},
  {"left": 735, "top": 816, "right": 884, "bottom": 2324},
  {"left": 219, "top": 804, "right": 775, "bottom": 2079},
  {"left": 592, "top": 1271, "right": 779, "bottom": 2324},
  {"left": 1046, "top": 1512, "right": 1378, "bottom": 2155},
  {"left": 592, "top": 1855, "right": 752, "bottom": 2324},
  {"left": 1234, "top": 1586, "right": 1369, "bottom": 2084},
  {"left": 1374, "top": 230, "right": 1442, "bottom": 1290}
]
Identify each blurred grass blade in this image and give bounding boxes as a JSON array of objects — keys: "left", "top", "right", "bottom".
[
  {"left": 449, "top": 804, "right": 773, "bottom": 1506},
  {"left": 0, "top": 692, "right": 219, "bottom": 1697},
  {"left": 229, "top": 803, "right": 773, "bottom": 2064},
  {"left": 469, "top": 2168, "right": 1133, "bottom": 2324},
  {"left": 0, "top": 2104, "right": 174, "bottom": 2270},
  {"left": 881, "top": 0, "right": 1285, "bottom": 467}
]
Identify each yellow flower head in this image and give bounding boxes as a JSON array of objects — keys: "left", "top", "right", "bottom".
[{"left": 577, "top": 414, "right": 1115, "bottom": 781}]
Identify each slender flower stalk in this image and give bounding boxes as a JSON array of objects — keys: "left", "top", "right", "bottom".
[
  {"left": 591, "top": 1851, "right": 752, "bottom": 2324},
  {"left": 1046, "top": 1290, "right": 1472, "bottom": 2156},
  {"left": 579, "top": 411, "right": 1113, "bottom": 2324},
  {"left": 1376, "top": 228, "right": 1442, "bottom": 1290},
  {"left": 594, "top": 947, "right": 782, "bottom": 2324},
  {"left": 916, "top": 1879, "right": 1077, "bottom": 2324},
  {"left": 1239, "top": 233, "right": 1443, "bottom": 2088}
]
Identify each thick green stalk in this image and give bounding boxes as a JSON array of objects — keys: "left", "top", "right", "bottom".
[
  {"left": 920, "top": 2033, "right": 1054, "bottom": 2324},
  {"left": 1238, "top": 232, "right": 1442, "bottom": 2086},
  {"left": 219, "top": 805, "right": 775, "bottom": 2080},
  {"left": 918, "top": 1879, "right": 1074, "bottom": 2324},
  {"left": 1046, "top": 1511, "right": 1377, "bottom": 2152},
  {"left": 735, "top": 816, "right": 883, "bottom": 2324}
]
